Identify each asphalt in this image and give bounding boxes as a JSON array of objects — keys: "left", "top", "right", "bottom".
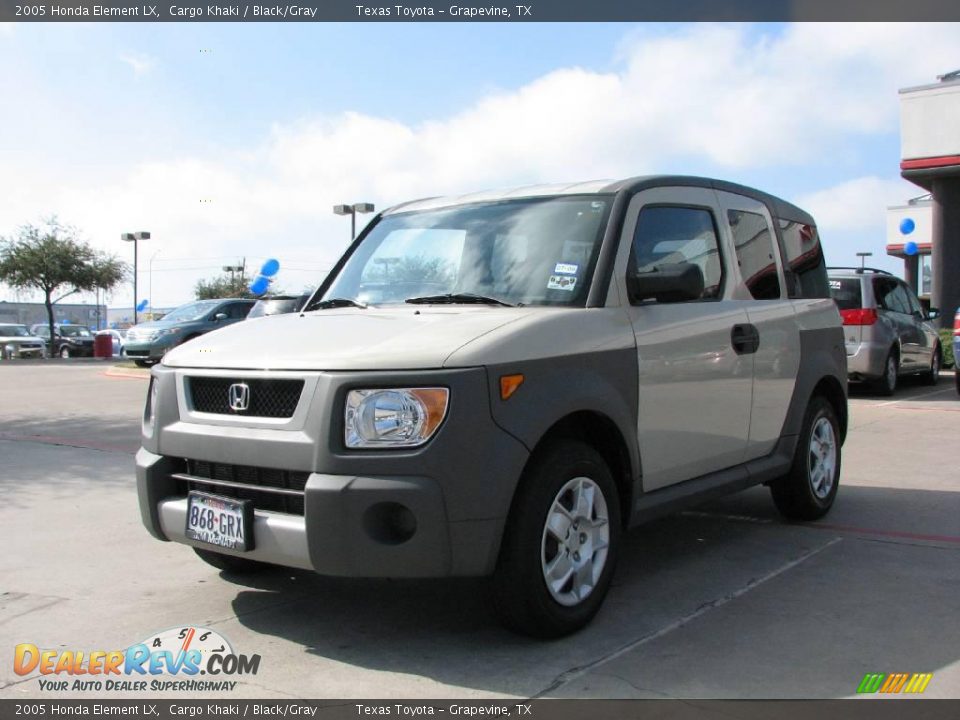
[{"left": 0, "top": 363, "right": 957, "bottom": 700}]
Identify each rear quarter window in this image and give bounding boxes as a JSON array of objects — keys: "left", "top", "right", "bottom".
[
  {"left": 779, "top": 220, "right": 830, "bottom": 299},
  {"left": 829, "top": 278, "right": 862, "bottom": 310}
]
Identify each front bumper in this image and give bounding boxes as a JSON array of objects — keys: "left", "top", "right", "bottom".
[
  {"left": 125, "top": 336, "right": 177, "bottom": 360},
  {"left": 2, "top": 343, "right": 45, "bottom": 359},
  {"left": 136, "top": 366, "right": 530, "bottom": 577}
]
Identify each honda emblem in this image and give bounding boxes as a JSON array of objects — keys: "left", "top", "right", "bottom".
[{"left": 228, "top": 383, "right": 250, "bottom": 412}]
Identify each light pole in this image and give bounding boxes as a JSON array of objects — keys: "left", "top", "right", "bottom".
[
  {"left": 333, "top": 202, "right": 375, "bottom": 240},
  {"left": 857, "top": 251, "right": 873, "bottom": 270},
  {"left": 148, "top": 249, "right": 161, "bottom": 320},
  {"left": 121, "top": 231, "right": 150, "bottom": 325}
]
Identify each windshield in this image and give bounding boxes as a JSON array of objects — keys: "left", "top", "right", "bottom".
[
  {"left": 61, "top": 326, "right": 91, "bottom": 337},
  {"left": 320, "top": 196, "right": 612, "bottom": 308},
  {"left": 0, "top": 325, "right": 31, "bottom": 337},
  {"left": 161, "top": 300, "right": 219, "bottom": 323}
]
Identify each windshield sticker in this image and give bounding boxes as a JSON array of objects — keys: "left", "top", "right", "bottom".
[
  {"left": 554, "top": 262, "right": 579, "bottom": 275},
  {"left": 547, "top": 275, "right": 577, "bottom": 291}
]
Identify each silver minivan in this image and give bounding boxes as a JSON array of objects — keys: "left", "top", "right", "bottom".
[
  {"left": 137, "top": 177, "right": 847, "bottom": 637},
  {"left": 828, "top": 267, "right": 941, "bottom": 395}
]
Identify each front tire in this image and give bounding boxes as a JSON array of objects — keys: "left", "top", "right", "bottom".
[
  {"left": 491, "top": 440, "right": 621, "bottom": 638},
  {"left": 193, "top": 548, "right": 268, "bottom": 574},
  {"left": 770, "top": 396, "right": 841, "bottom": 521},
  {"left": 59, "top": 346, "right": 71, "bottom": 359}
]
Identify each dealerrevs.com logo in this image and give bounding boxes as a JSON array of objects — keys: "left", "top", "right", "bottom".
[{"left": 13, "top": 626, "right": 261, "bottom": 692}]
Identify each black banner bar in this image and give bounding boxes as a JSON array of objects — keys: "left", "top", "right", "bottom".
[
  {"left": 3, "top": 0, "right": 960, "bottom": 22},
  {"left": 2, "top": 700, "right": 960, "bottom": 720}
]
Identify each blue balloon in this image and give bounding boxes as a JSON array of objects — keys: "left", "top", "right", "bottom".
[
  {"left": 250, "top": 276, "right": 270, "bottom": 295},
  {"left": 136, "top": 299, "right": 149, "bottom": 312},
  {"left": 900, "top": 218, "right": 915, "bottom": 235},
  {"left": 904, "top": 241, "right": 919, "bottom": 256},
  {"left": 260, "top": 258, "right": 280, "bottom": 277}
]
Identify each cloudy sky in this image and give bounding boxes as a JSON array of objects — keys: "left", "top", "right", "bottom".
[{"left": 1, "top": 22, "right": 957, "bottom": 311}]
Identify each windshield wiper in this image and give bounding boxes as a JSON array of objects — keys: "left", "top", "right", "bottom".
[
  {"left": 405, "top": 293, "right": 514, "bottom": 307},
  {"left": 306, "top": 298, "right": 368, "bottom": 310}
]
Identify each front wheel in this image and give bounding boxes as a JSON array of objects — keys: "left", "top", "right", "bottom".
[
  {"left": 491, "top": 440, "right": 621, "bottom": 638},
  {"left": 770, "top": 396, "right": 841, "bottom": 521},
  {"left": 59, "top": 346, "right": 71, "bottom": 359}
]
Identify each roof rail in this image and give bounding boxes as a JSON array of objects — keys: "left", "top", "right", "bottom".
[{"left": 826, "top": 266, "right": 893, "bottom": 276}]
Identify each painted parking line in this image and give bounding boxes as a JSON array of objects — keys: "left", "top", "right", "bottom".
[
  {"left": 0, "top": 432, "right": 136, "bottom": 455},
  {"left": 685, "top": 510, "right": 960, "bottom": 545},
  {"left": 535, "top": 537, "right": 842, "bottom": 697},
  {"left": 872, "top": 387, "right": 958, "bottom": 407}
]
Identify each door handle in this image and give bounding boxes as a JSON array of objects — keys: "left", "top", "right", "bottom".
[{"left": 731, "top": 323, "right": 760, "bottom": 355}]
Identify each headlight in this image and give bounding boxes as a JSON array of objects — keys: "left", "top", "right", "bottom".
[
  {"left": 156, "top": 328, "right": 181, "bottom": 337},
  {"left": 344, "top": 388, "right": 449, "bottom": 448}
]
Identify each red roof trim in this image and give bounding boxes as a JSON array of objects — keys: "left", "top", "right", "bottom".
[{"left": 900, "top": 155, "right": 960, "bottom": 170}]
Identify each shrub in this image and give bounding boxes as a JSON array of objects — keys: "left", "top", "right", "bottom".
[{"left": 939, "top": 329, "right": 955, "bottom": 368}]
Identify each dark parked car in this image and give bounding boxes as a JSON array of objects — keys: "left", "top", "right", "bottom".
[
  {"left": 124, "top": 298, "right": 255, "bottom": 367},
  {"left": 247, "top": 293, "right": 312, "bottom": 319},
  {"left": 29, "top": 323, "right": 95, "bottom": 358}
]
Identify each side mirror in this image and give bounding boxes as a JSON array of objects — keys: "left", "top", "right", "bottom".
[
  {"left": 213, "top": 313, "right": 228, "bottom": 322},
  {"left": 926, "top": 308, "right": 940, "bottom": 321},
  {"left": 627, "top": 262, "right": 705, "bottom": 304}
]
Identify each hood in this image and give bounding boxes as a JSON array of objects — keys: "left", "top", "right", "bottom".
[
  {"left": 162, "top": 306, "right": 534, "bottom": 370},
  {"left": 128, "top": 320, "right": 184, "bottom": 333}
]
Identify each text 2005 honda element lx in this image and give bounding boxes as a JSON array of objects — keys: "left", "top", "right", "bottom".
[{"left": 137, "top": 176, "right": 847, "bottom": 637}]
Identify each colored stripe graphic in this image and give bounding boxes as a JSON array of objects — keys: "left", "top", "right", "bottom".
[{"left": 858, "top": 672, "right": 932, "bottom": 694}]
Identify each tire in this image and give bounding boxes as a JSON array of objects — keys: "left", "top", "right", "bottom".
[
  {"left": 955, "top": 369, "right": 960, "bottom": 396},
  {"left": 193, "top": 547, "right": 268, "bottom": 574},
  {"left": 59, "top": 346, "right": 71, "bottom": 359},
  {"left": 491, "top": 440, "right": 621, "bottom": 638},
  {"left": 922, "top": 346, "right": 941, "bottom": 386},
  {"left": 770, "top": 396, "right": 841, "bottom": 521},
  {"left": 875, "top": 351, "right": 898, "bottom": 396}
]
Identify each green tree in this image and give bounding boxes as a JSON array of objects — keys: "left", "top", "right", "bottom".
[
  {"left": 194, "top": 273, "right": 258, "bottom": 300},
  {"left": 0, "top": 217, "right": 127, "bottom": 356}
]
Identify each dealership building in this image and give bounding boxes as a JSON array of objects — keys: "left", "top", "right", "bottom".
[{"left": 888, "top": 71, "right": 960, "bottom": 326}]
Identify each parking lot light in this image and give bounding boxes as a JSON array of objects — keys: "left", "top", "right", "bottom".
[
  {"left": 122, "top": 231, "right": 151, "bottom": 325},
  {"left": 333, "top": 202, "right": 375, "bottom": 240}
]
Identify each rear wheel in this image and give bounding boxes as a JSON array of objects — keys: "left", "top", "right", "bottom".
[
  {"left": 875, "top": 351, "right": 898, "bottom": 396},
  {"left": 491, "top": 440, "right": 621, "bottom": 638},
  {"left": 770, "top": 396, "right": 841, "bottom": 521},
  {"left": 922, "top": 346, "right": 941, "bottom": 386},
  {"left": 193, "top": 547, "right": 268, "bottom": 574}
]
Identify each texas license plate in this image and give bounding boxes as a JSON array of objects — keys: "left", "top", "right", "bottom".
[{"left": 185, "top": 491, "right": 253, "bottom": 552}]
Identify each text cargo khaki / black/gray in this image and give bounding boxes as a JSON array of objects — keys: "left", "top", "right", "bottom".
[{"left": 137, "top": 175, "right": 847, "bottom": 637}]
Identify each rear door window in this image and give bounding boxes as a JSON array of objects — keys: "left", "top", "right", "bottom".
[{"left": 828, "top": 278, "right": 862, "bottom": 310}]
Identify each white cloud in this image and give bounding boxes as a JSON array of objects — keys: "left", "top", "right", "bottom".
[
  {"left": 3, "top": 23, "right": 960, "bottom": 308},
  {"left": 119, "top": 52, "right": 155, "bottom": 76},
  {"left": 796, "top": 176, "right": 919, "bottom": 233}
]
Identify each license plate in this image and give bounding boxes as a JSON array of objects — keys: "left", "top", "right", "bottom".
[{"left": 185, "top": 492, "right": 253, "bottom": 552}]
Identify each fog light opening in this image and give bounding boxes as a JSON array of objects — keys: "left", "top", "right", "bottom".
[{"left": 363, "top": 502, "right": 417, "bottom": 545}]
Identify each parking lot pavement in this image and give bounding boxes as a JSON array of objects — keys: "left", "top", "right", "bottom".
[{"left": 0, "top": 364, "right": 958, "bottom": 699}]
